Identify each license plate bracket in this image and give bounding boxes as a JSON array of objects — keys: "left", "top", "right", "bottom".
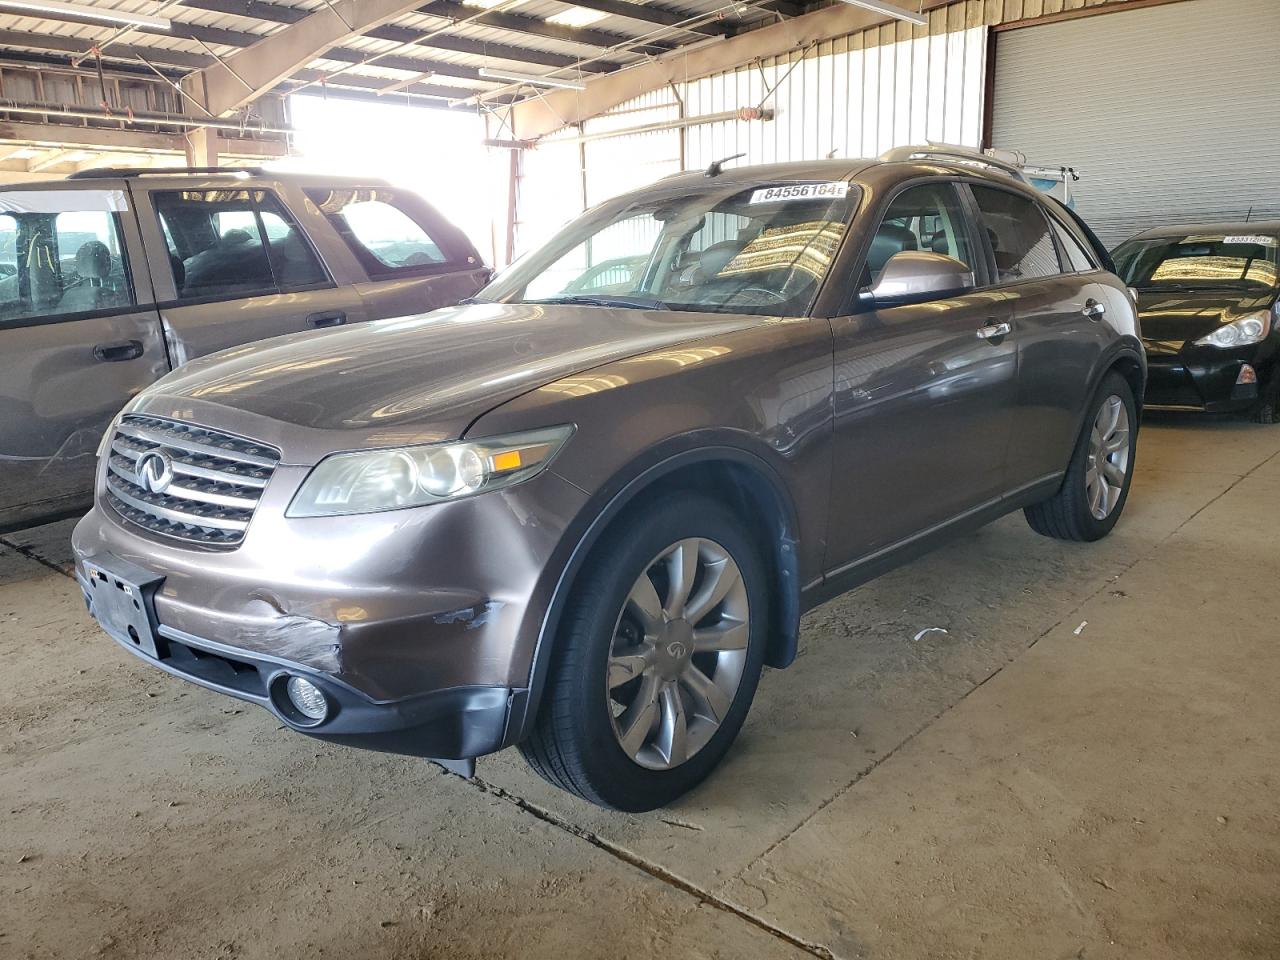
[{"left": 83, "top": 556, "right": 165, "bottom": 658}]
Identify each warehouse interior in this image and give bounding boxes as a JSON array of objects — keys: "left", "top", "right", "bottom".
[{"left": 2, "top": 0, "right": 1279, "bottom": 957}]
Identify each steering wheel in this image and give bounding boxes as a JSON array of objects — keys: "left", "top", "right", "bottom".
[{"left": 727, "top": 286, "right": 789, "bottom": 305}]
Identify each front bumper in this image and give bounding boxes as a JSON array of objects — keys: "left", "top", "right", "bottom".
[
  {"left": 76, "top": 561, "right": 513, "bottom": 758},
  {"left": 72, "top": 463, "right": 588, "bottom": 760},
  {"left": 1141, "top": 340, "right": 1271, "bottom": 412}
]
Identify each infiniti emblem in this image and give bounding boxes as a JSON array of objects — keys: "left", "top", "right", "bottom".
[
  {"left": 135, "top": 450, "right": 174, "bottom": 494},
  {"left": 665, "top": 640, "right": 687, "bottom": 659}
]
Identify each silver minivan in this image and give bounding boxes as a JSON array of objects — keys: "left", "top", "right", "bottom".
[{"left": 0, "top": 168, "right": 490, "bottom": 530}]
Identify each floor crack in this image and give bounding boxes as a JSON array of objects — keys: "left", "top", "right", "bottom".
[
  {"left": 466, "top": 774, "right": 838, "bottom": 960},
  {"left": 0, "top": 536, "right": 74, "bottom": 579}
]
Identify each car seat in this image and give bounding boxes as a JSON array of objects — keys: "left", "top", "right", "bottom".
[{"left": 58, "top": 241, "right": 115, "bottom": 313}]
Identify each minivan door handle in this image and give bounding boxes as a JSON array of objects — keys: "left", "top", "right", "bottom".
[
  {"left": 976, "top": 321, "right": 1012, "bottom": 341},
  {"left": 1082, "top": 298, "right": 1106, "bottom": 320},
  {"left": 92, "top": 339, "right": 144, "bottom": 362},
  {"left": 307, "top": 310, "right": 346, "bottom": 329}
]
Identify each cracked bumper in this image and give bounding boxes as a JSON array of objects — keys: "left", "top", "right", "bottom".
[{"left": 71, "top": 467, "right": 589, "bottom": 758}]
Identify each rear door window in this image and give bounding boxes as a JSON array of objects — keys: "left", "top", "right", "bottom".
[
  {"left": 969, "top": 185, "right": 1061, "bottom": 284},
  {"left": 0, "top": 189, "right": 136, "bottom": 325},
  {"left": 306, "top": 187, "right": 457, "bottom": 279},
  {"left": 153, "top": 189, "right": 330, "bottom": 302}
]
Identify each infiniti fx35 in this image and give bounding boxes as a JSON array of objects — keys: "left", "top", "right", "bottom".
[{"left": 73, "top": 155, "right": 1145, "bottom": 811}]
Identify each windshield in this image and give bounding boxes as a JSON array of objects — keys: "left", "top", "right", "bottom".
[
  {"left": 477, "top": 180, "right": 858, "bottom": 316},
  {"left": 1113, "top": 233, "right": 1279, "bottom": 291}
]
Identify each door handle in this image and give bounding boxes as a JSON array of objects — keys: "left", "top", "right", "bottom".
[
  {"left": 307, "top": 310, "right": 346, "bottom": 329},
  {"left": 92, "top": 339, "right": 144, "bottom": 362},
  {"left": 1082, "top": 298, "right": 1106, "bottom": 320},
  {"left": 976, "top": 321, "right": 1012, "bottom": 341}
]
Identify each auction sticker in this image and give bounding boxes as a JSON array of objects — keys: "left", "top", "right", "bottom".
[
  {"left": 1223, "top": 235, "right": 1277, "bottom": 246},
  {"left": 749, "top": 182, "right": 850, "bottom": 204}
]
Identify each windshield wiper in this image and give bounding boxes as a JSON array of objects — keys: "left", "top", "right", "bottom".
[{"left": 527, "top": 294, "right": 670, "bottom": 311}]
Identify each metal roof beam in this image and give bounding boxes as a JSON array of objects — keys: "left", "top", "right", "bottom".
[
  {"left": 511, "top": 0, "right": 953, "bottom": 137},
  {"left": 361, "top": 22, "right": 618, "bottom": 71},
  {"left": 559, "top": 0, "right": 730, "bottom": 36},
  {"left": 287, "top": 68, "right": 508, "bottom": 101},
  {"left": 186, "top": 0, "right": 433, "bottom": 116},
  {"left": 414, "top": 1, "right": 673, "bottom": 54},
  {"left": 0, "top": 30, "right": 210, "bottom": 69}
]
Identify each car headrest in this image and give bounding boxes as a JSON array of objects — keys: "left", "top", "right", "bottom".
[
  {"left": 221, "top": 228, "right": 253, "bottom": 246},
  {"left": 697, "top": 240, "right": 748, "bottom": 281},
  {"left": 866, "top": 224, "right": 919, "bottom": 276},
  {"left": 75, "top": 240, "right": 112, "bottom": 281}
]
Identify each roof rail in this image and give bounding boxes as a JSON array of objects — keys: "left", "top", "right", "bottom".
[
  {"left": 66, "top": 166, "right": 264, "bottom": 180},
  {"left": 878, "top": 144, "right": 1029, "bottom": 183}
]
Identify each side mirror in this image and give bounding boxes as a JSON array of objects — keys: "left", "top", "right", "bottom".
[{"left": 864, "top": 250, "right": 974, "bottom": 306}]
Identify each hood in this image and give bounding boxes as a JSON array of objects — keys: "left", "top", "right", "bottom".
[
  {"left": 1137, "top": 289, "right": 1276, "bottom": 345},
  {"left": 139, "top": 302, "right": 766, "bottom": 456}
]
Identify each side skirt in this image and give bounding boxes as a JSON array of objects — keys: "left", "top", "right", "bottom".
[{"left": 802, "top": 472, "right": 1063, "bottom": 611}]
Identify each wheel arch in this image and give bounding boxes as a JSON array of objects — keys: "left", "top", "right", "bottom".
[{"left": 504, "top": 440, "right": 804, "bottom": 748}]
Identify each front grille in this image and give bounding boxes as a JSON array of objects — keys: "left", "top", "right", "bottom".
[{"left": 104, "top": 415, "right": 279, "bottom": 546}]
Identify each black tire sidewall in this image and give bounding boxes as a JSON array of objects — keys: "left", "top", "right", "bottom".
[{"left": 551, "top": 494, "right": 769, "bottom": 811}]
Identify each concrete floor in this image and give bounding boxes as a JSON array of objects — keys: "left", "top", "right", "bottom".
[{"left": 2, "top": 416, "right": 1278, "bottom": 960}]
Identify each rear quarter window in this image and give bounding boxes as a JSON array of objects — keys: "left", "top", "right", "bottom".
[{"left": 306, "top": 187, "right": 465, "bottom": 279}]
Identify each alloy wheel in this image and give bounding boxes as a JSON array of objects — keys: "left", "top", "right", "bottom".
[
  {"left": 606, "top": 538, "right": 750, "bottom": 770},
  {"left": 1085, "top": 394, "right": 1131, "bottom": 520}
]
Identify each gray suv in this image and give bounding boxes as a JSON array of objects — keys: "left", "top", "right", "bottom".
[
  {"left": 0, "top": 169, "right": 488, "bottom": 531},
  {"left": 72, "top": 153, "right": 1145, "bottom": 811}
]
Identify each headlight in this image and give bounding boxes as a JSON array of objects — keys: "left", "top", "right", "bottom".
[
  {"left": 286, "top": 425, "right": 574, "bottom": 518},
  {"left": 1195, "top": 311, "right": 1271, "bottom": 348}
]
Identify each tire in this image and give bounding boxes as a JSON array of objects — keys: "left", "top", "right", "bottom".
[
  {"left": 520, "top": 494, "right": 768, "bottom": 811},
  {"left": 1025, "top": 371, "right": 1137, "bottom": 542},
  {"left": 1249, "top": 373, "right": 1280, "bottom": 424}
]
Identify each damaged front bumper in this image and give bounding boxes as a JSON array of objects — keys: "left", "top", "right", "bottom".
[
  {"left": 71, "top": 465, "right": 588, "bottom": 763},
  {"left": 76, "top": 563, "right": 514, "bottom": 762}
]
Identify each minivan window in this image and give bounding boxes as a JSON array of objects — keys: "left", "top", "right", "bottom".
[
  {"left": 1112, "top": 234, "right": 1279, "bottom": 291},
  {"left": 0, "top": 189, "right": 135, "bottom": 325},
  {"left": 479, "top": 181, "right": 858, "bottom": 316},
  {"left": 863, "top": 183, "right": 975, "bottom": 288},
  {"left": 1049, "top": 218, "right": 1098, "bottom": 272},
  {"left": 970, "top": 186, "right": 1060, "bottom": 283},
  {"left": 154, "top": 189, "right": 329, "bottom": 302},
  {"left": 306, "top": 188, "right": 449, "bottom": 278}
]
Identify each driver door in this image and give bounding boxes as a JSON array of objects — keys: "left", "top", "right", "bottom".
[{"left": 824, "top": 180, "right": 1018, "bottom": 573}]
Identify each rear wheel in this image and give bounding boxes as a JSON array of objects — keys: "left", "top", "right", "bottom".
[
  {"left": 520, "top": 495, "right": 767, "bottom": 811},
  {"left": 1025, "top": 371, "right": 1136, "bottom": 542}
]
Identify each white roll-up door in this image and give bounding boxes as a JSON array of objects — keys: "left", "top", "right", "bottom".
[{"left": 991, "top": 0, "right": 1280, "bottom": 246}]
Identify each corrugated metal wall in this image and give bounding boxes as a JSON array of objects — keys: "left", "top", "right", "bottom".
[
  {"left": 993, "top": 0, "right": 1280, "bottom": 244},
  {"left": 512, "top": 0, "right": 1140, "bottom": 258}
]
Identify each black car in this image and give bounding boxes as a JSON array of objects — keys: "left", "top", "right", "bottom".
[{"left": 1114, "top": 224, "right": 1280, "bottom": 422}]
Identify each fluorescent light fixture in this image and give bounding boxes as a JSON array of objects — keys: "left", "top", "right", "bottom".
[
  {"left": 545, "top": 5, "right": 608, "bottom": 27},
  {"left": 0, "top": 0, "right": 171, "bottom": 28},
  {"left": 478, "top": 67, "right": 586, "bottom": 91},
  {"left": 836, "top": 0, "right": 927, "bottom": 26}
]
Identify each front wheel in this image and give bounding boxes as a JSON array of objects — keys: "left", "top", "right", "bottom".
[
  {"left": 520, "top": 495, "right": 767, "bottom": 811},
  {"left": 1025, "top": 371, "right": 1137, "bottom": 542}
]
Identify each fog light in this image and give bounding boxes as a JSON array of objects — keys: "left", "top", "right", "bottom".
[
  {"left": 1237, "top": 364, "right": 1258, "bottom": 385},
  {"left": 285, "top": 676, "right": 329, "bottom": 722}
]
